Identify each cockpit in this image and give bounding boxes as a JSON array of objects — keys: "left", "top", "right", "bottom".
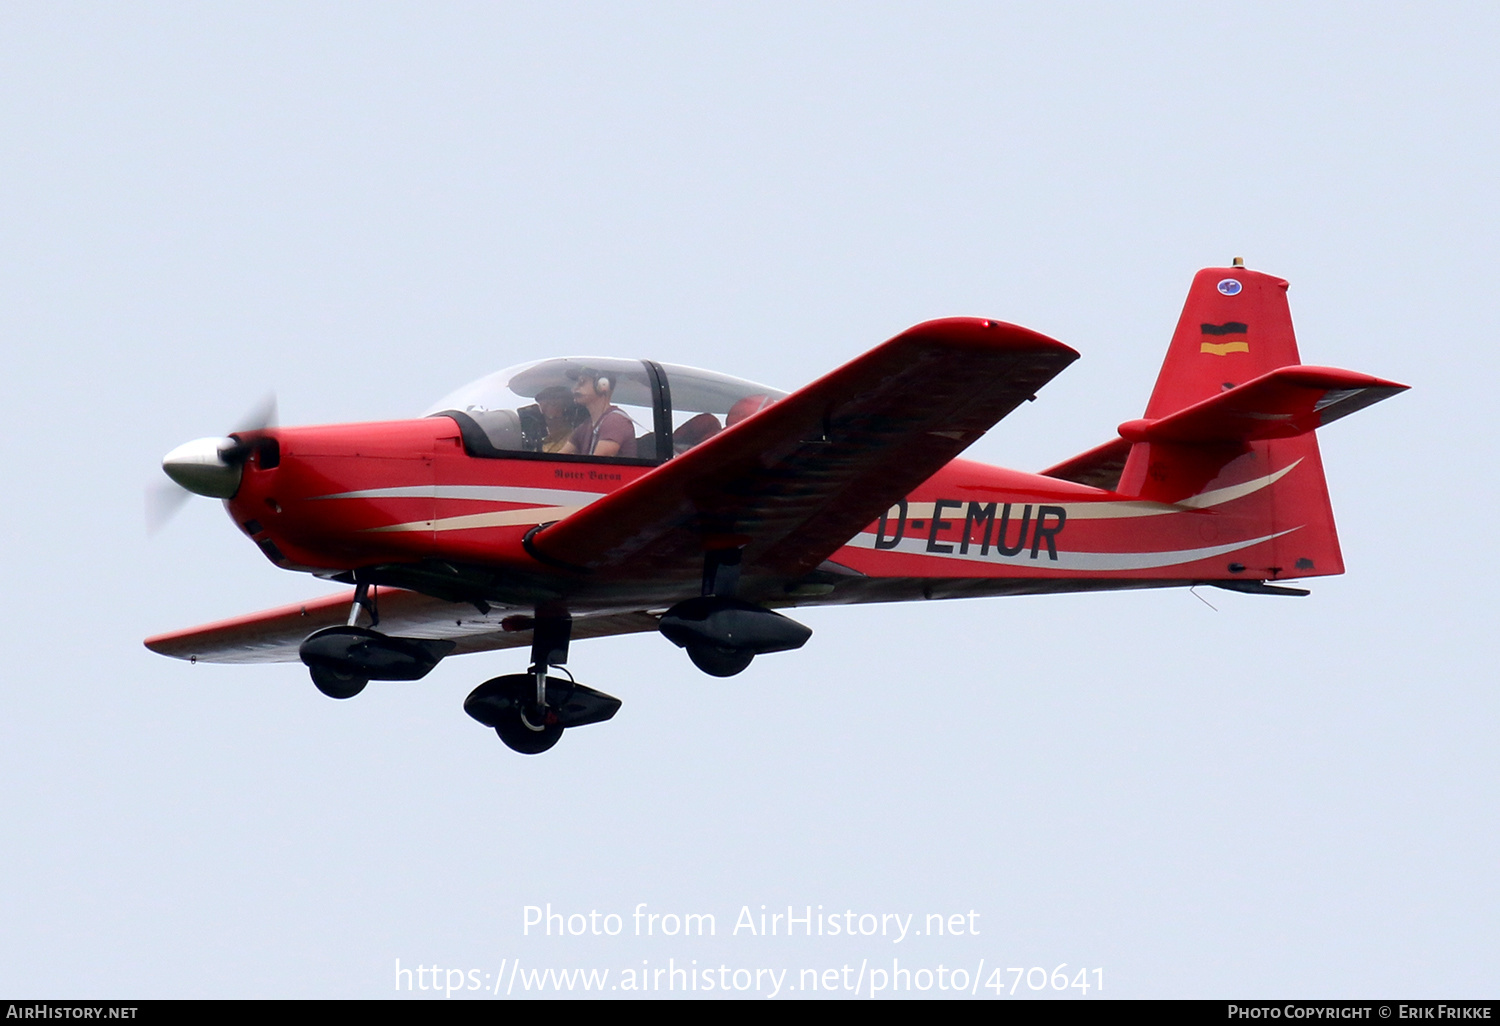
[{"left": 423, "top": 358, "right": 787, "bottom": 464}]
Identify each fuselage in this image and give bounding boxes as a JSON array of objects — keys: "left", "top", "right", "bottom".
[{"left": 220, "top": 409, "right": 1331, "bottom": 619}]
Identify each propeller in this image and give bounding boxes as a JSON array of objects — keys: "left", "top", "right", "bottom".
[{"left": 147, "top": 394, "right": 277, "bottom": 534}]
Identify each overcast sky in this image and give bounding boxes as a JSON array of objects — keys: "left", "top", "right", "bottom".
[{"left": 1, "top": 2, "right": 1495, "bottom": 999}]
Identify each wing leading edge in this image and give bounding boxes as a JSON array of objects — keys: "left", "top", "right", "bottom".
[{"left": 145, "top": 588, "right": 662, "bottom": 665}]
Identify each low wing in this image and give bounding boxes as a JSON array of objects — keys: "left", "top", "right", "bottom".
[
  {"left": 145, "top": 589, "right": 661, "bottom": 665},
  {"left": 531, "top": 318, "right": 1078, "bottom": 580}
]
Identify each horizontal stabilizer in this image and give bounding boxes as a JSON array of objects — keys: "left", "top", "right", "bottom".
[
  {"left": 1039, "top": 437, "right": 1131, "bottom": 490},
  {"left": 1117, "top": 365, "right": 1407, "bottom": 445}
]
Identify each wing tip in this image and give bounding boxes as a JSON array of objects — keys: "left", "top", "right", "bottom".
[
  {"left": 898, "top": 316, "right": 1080, "bottom": 361},
  {"left": 144, "top": 629, "right": 201, "bottom": 659}
]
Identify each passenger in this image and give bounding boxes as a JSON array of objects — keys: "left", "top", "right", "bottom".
[
  {"left": 672, "top": 412, "right": 721, "bottom": 454},
  {"left": 563, "top": 368, "right": 638, "bottom": 458},
  {"left": 726, "top": 393, "right": 775, "bottom": 426},
  {"left": 534, "top": 385, "right": 580, "bottom": 453}
]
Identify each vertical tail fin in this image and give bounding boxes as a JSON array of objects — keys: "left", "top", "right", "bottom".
[
  {"left": 1119, "top": 265, "right": 1308, "bottom": 504},
  {"left": 1113, "top": 264, "right": 1404, "bottom": 580},
  {"left": 1139, "top": 266, "right": 1300, "bottom": 420}
]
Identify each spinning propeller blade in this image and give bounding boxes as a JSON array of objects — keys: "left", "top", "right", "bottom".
[
  {"left": 148, "top": 393, "right": 277, "bottom": 533},
  {"left": 145, "top": 479, "right": 193, "bottom": 535}
]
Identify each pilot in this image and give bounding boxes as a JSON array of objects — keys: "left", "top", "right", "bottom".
[
  {"left": 563, "top": 368, "right": 638, "bottom": 458},
  {"left": 534, "top": 385, "right": 580, "bottom": 453}
]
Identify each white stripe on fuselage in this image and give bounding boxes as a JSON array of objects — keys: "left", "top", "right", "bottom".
[
  {"left": 842, "top": 527, "right": 1300, "bottom": 572},
  {"left": 309, "top": 485, "right": 607, "bottom": 534},
  {"left": 320, "top": 462, "right": 1300, "bottom": 541},
  {"left": 365, "top": 506, "right": 588, "bottom": 533},
  {"left": 313, "top": 485, "right": 607, "bottom": 505},
  {"left": 304, "top": 485, "right": 606, "bottom": 534},
  {"left": 894, "top": 460, "right": 1302, "bottom": 522}
]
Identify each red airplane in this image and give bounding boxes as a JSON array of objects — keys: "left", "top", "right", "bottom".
[{"left": 147, "top": 263, "right": 1406, "bottom": 754}]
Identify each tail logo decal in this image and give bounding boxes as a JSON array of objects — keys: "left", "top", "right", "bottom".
[
  {"left": 1216, "top": 279, "right": 1243, "bottom": 296},
  {"left": 1200, "top": 320, "right": 1249, "bottom": 356}
]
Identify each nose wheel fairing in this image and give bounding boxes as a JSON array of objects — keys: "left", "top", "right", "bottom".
[{"left": 464, "top": 674, "right": 621, "bottom": 731}]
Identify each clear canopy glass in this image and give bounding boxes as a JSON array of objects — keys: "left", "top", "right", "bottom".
[
  {"left": 424, "top": 357, "right": 786, "bottom": 462},
  {"left": 656, "top": 362, "right": 786, "bottom": 456}
]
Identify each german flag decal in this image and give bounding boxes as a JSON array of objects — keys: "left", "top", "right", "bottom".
[{"left": 1200, "top": 321, "right": 1249, "bottom": 356}]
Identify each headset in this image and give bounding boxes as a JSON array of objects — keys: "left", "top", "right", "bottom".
[{"left": 576, "top": 367, "right": 612, "bottom": 394}]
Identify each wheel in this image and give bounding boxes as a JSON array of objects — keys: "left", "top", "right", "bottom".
[
  {"left": 494, "top": 705, "right": 565, "bottom": 754},
  {"left": 310, "top": 664, "right": 368, "bottom": 699},
  {"left": 687, "top": 643, "right": 754, "bottom": 677}
]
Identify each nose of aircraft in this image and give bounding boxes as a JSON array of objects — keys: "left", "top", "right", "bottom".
[{"left": 161, "top": 436, "right": 243, "bottom": 498}]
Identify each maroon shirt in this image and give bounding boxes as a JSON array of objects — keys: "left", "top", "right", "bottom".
[{"left": 569, "top": 406, "right": 637, "bottom": 458}]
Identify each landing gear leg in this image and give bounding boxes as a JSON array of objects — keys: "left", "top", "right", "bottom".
[
  {"left": 526, "top": 613, "right": 570, "bottom": 716},
  {"left": 348, "top": 579, "right": 379, "bottom": 628},
  {"left": 500, "top": 613, "right": 570, "bottom": 753},
  {"left": 702, "top": 547, "right": 742, "bottom": 601},
  {"left": 310, "top": 581, "right": 379, "bottom": 699}
]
